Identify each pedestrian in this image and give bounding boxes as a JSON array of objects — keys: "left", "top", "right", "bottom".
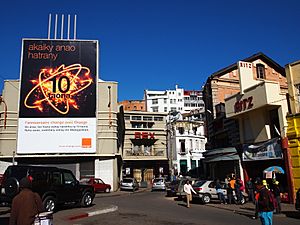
[
  {"left": 234, "top": 178, "right": 243, "bottom": 204},
  {"left": 183, "top": 180, "right": 196, "bottom": 208},
  {"left": 271, "top": 181, "right": 281, "bottom": 214},
  {"left": 254, "top": 178, "right": 275, "bottom": 225},
  {"left": 246, "top": 178, "right": 255, "bottom": 204},
  {"left": 215, "top": 179, "right": 226, "bottom": 204},
  {"left": 226, "top": 181, "right": 234, "bottom": 204},
  {"left": 9, "top": 176, "right": 44, "bottom": 225}
]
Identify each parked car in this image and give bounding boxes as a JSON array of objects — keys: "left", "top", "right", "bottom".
[
  {"left": 0, "top": 165, "right": 95, "bottom": 211},
  {"left": 80, "top": 178, "right": 111, "bottom": 193},
  {"left": 151, "top": 178, "right": 166, "bottom": 191},
  {"left": 295, "top": 188, "right": 300, "bottom": 210},
  {"left": 192, "top": 180, "right": 246, "bottom": 204},
  {"left": 166, "top": 179, "right": 181, "bottom": 197},
  {"left": 120, "top": 178, "right": 139, "bottom": 191}
]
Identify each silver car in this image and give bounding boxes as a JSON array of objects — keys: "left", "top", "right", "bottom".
[
  {"left": 120, "top": 178, "right": 139, "bottom": 191},
  {"left": 192, "top": 180, "right": 246, "bottom": 204},
  {"left": 151, "top": 178, "right": 166, "bottom": 191}
]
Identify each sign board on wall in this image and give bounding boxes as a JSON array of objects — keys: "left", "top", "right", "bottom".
[{"left": 17, "top": 39, "right": 98, "bottom": 154}]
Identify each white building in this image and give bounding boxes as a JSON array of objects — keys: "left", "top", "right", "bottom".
[
  {"left": 144, "top": 85, "right": 204, "bottom": 115},
  {"left": 168, "top": 112, "right": 207, "bottom": 176}
]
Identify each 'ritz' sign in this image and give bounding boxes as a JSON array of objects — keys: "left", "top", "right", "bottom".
[
  {"left": 234, "top": 96, "right": 254, "bottom": 113},
  {"left": 134, "top": 132, "right": 155, "bottom": 139}
]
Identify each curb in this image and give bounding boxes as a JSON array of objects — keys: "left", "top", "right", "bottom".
[{"left": 68, "top": 205, "right": 118, "bottom": 221}]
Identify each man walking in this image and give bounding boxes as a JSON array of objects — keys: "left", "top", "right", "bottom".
[
  {"left": 9, "top": 177, "right": 44, "bottom": 225},
  {"left": 255, "top": 178, "right": 274, "bottom": 225},
  {"left": 183, "top": 180, "right": 196, "bottom": 208}
]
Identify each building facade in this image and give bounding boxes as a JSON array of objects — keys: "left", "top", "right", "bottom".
[
  {"left": 0, "top": 79, "right": 123, "bottom": 191},
  {"left": 203, "top": 52, "right": 288, "bottom": 184},
  {"left": 167, "top": 112, "right": 206, "bottom": 177},
  {"left": 144, "top": 85, "right": 204, "bottom": 114},
  {"left": 285, "top": 60, "right": 300, "bottom": 201},
  {"left": 122, "top": 111, "right": 168, "bottom": 183},
  {"left": 118, "top": 100, "right": 145, "bottom": 111}
]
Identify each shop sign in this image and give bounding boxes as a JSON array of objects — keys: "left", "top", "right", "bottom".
[
  {"left": 242, "top": 138, "right": 282, "bottom": 161},
  {"left": 234, "top": 96, "right": 254, "bottom": 113},
  {"left": 134, "top": 132, "right": 155, "bottom": 139}
]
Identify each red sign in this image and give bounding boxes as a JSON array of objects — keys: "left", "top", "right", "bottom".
[
  {"left": 234, "top": 96, "right": 254, "bottom": 113},
  {"left": 134, "top": 132, "right": 155, "bottom": 139}
]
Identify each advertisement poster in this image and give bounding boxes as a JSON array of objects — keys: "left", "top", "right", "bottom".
[
  {"left": 242, "top": 138, "right": 282, "bottom": 161},
  {"left": 17, "top": 39, "right": 98, "bottom": 154}
]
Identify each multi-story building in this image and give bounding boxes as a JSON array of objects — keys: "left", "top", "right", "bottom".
[
  {"left": 122, "top": 111, "right": 168, "bottom": 183},
  {"left": 203, "top": 52, "right": 289, "bottom": 197},
  {"left": 144, "top": 85, "right": 204, "bottom": 114},
  {"left": 118, "top": 100, "right": 145, "bottom": 111},
  {"left": 0, "top": 79, "right": 124, "bottom": 191},
  {"left": 285, "top": 60, "right": 300, "bottom": 202},
  {"left": 168, "top": 112, "right": 206, "bottom": 176}
]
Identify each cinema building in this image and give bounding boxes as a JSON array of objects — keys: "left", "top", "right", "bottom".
[
  {"left": 0, "top": 39, "right": 124, "bottom": 191},
  {"left": 122, "top": 111, "right": 168, "bottom": 184}
]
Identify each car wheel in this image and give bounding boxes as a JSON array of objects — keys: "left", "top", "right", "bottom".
[
  {"left": 105, "top": 188, "right": 110, "bottom": 193},
  {"left": 81, "top": 192, "right": 93, "bottom": 207},
  {"left": 43, "top": 196, "right": 56, "bottom": 212},
  {"left": 202, "top": 194, "right": 211, "bottom": 204},
  {"left": 4, "top": 178, "right": 19, "bottom": 198}
]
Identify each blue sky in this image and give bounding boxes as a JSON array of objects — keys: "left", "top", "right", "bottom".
[{"left": 0, "top": 0, "right": 300, "bottom": 101}]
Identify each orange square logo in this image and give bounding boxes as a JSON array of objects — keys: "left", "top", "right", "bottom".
[{"left": 82, "top": 138, "right": 92, "bottom": 148}]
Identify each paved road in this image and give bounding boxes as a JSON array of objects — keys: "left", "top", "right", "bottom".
[
  {"left": 61, "top": 190, "right": 300, "bottom": 225},
  {"left": 1, "top": 189, "right": 300, "bottom": 225}
]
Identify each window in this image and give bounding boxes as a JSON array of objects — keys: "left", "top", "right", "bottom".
[
  {"left": 191, "top": 160, "right": 196, "bottom": 169},
  {"left": 190, "top": 139, "right": 193, "bottom": 149},
  {"left": 154, "top": 116, "right": 163, "bottom": 121},
  {"left": 63, "top": 171, "right": 76, "bottom": 185},
  {"left": 179, "top": 139, "right": 186, "bottom": 153},
  {"left": 256, "top": 64, "right": 265, "bottom": 79},
  {"left": 132, "top": 116, "right": 141, "bottom": 120},
  {"left": 164, "top": 99, "right": 167, "bottom": 104},
  {"left": 52, "top": 172, "right": 62, "bottom": 185},
  {"left": 143, "top": 116, "right": 152, "bottom": 121},
  {"left": 178, "top": 127, "right": 184, "bottom": 134},
  {"left": 164, "top": 107, "right": 167, "bottom": 112},
  {"left": 295, "top": 84, "right": 300, "bottom": 104},
  {"left": 152, "top": 107, "right": 158, "bottom": 112},
  {"left": 170, "top": 107, "right": 176, "bottom": 112},
  {"left": 152, "top": 99, "right": 158, "bottom": 104},
  {"left": 124, "top": 116, "right": 130, "bottom": 120},
  {"left": 193, "top": 127, "right": 197, "bottom": 135}
]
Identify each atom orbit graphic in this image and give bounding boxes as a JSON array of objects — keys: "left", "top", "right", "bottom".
[{"left": 24, "top": 64, "right": 93, "bottom": 115}]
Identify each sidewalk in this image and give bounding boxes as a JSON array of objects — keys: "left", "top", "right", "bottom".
[{"left": 205, "top": 201, "right": 298, "bottom": 218}]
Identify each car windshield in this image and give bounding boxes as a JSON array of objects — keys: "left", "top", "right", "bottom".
[
  {"left": 122, "top": 178, "right": 133, "bottom": 183},
  {"left": 193, "top": 180, "right": 206, "bottom": 187}
]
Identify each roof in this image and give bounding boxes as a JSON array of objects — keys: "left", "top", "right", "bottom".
[{"left": 208, "top": 52, "right": 285, "bottom": 81}]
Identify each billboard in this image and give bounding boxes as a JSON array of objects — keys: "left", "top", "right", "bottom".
[{"left": 17, "top": 39, "right": 98, "bottom": 154}]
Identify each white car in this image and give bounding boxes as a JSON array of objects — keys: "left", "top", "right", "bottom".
[
  {"left": 151, "top": 178, "right": 166, "bottom": 191},
  {"left": 120, "top": 178, "right": 139, "bottom": 192},
  {"left": 192, "top": 180, "right": 246, "bottom": 204}
]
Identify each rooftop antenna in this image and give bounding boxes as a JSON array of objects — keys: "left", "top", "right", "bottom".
[
  {"left": 47, "top": 14, "right": 51, "bottom": 39},
  {"left": 47, "top": 13, "right": 77, "bottom": 40}
]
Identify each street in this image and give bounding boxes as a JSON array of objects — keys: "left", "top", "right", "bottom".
[{"left": 1, "top": 189, "right": 300, "bottom": 225}]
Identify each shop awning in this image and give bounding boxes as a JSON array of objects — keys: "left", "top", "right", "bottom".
[
  {"left": 204, "top": 147, "right": 237, "bottom": 157},
  {"left": 204, "top": 153, "right": 240, "bottom": 163}
]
